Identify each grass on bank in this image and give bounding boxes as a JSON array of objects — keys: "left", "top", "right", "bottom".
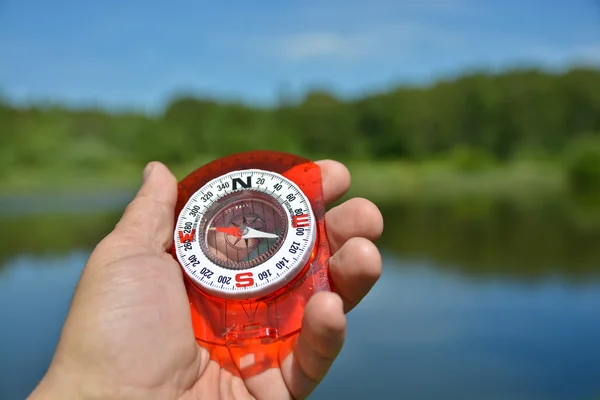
[
  {"left": 2, "top": 134, "right": 599, "bottom": 201},
  {"left": 343, "top": 159, "right": 564, "bottom": 202},
  {"left": 0, "top": 157, "right": 566, "bottom": 205}
]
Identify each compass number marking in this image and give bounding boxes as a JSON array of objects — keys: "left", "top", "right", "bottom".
[
  {"left": 189, "top": 205, "right": 201, "bottom": 217},
  {"left": 288, "top": 241, "right": 301, "bottom": 254},
  {"left": 200, "top": 191, "right": 214, "bottom": 203},
  {"left": 199, "top": 267, "right": 214, "bottom": 279},
  {"left": 187, "top": 255, "right": 200, "bottom": 270},
  {"left": 217, "top": 181, "right": 230, "bottom": 191},
  {"left": 275, "top": 256, "right": 290, "bottom": 270},
  {"left": 258, "top": 270, "right": 272, "bottom": 281}
]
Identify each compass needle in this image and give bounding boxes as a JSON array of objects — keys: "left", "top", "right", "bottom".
[
  {"left": 241, "top": 226, "right": 279, "bottom": 239},
  {"left": 209, "top": 226, "right": 242, "bottom": 238}
]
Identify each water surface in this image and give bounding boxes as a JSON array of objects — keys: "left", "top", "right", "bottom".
[{"left": 1, "top": 195, "right": 599, "bottom": 399}]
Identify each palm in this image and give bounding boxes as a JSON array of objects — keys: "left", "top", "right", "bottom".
[{"left": 31, "top": 161, "right": 383, "bottom": 400}]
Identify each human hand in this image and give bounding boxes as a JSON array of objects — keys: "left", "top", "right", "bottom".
[{"left": 29, "top": 160, "right": 383, "bottom": 400}]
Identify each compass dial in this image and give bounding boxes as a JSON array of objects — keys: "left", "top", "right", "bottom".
[
  {"left": 201, "top": 191, "right": 288, "bottom": 270},
  {"left": 174, "top": 169, "right": 317, "bottom": 300}
]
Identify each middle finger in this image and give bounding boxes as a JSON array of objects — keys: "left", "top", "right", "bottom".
[{"left": 325, "top": 197, "right": 384, "bottom": 253}]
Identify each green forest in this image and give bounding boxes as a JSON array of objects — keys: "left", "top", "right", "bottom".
[{"left": 1, "top": 67, "right": 600, "bottom": 197}]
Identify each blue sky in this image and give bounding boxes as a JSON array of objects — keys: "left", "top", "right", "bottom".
[{"left": 1, "top": 0, "right": 599, "bottom": 112}]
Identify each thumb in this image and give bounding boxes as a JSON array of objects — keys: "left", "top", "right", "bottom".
[{"left": 112, "top": 161, "right": 178, "bottom": 254}]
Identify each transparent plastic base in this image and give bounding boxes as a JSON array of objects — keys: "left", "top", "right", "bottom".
[{"left": 170, "top": 150, "right": 332, "bottom": 376}]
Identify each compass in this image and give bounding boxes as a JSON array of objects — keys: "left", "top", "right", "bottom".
[
  {"left": 170, "top": 151, "right": 331, "bottom": 349},
  {"left": 173, "top": 169, "right": 317, "bottom": 300}
]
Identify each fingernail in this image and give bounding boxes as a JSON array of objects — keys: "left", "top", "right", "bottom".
[{"left": 143, "top": 162, "right": 155, "bottom": 183}]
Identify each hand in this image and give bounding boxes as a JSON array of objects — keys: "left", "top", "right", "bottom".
[{"left": 29, "top": 160, "right": 384, "bottom": 400}]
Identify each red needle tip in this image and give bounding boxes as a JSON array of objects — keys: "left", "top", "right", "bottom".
[{"left": 212, "top": 227, "right": 242, "bottom": 238}]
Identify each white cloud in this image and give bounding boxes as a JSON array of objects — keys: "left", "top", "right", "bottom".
[
  {"left": 528, "top": 43, "right": 600, "bottom": 65},
  {"left": 227, "top": 0, "right": 472, "bottom": 63},
  {"left": 273, "top": 32, "right": 379, "bottom": 61},
  {"left": 262, "top": 21, "right": 463, "bottom": 63}
]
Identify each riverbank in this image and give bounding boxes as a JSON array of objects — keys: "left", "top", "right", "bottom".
[
  {"left": 343, "top": 159, "right": 565, "bottom": 203},
  {"left": 0, "top": 159, "right": 568, "bottom": 205}
]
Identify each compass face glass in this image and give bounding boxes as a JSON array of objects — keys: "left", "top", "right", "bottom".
[
  {"left": 174, "top": 169, "right": 317, "bottom": 300},
  {"left": 201, "top": 191, "right": 288, "bottom": 270}
]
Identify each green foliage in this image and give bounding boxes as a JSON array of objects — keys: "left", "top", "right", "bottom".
[
  {"left": 444, "top": 146, "right": 496, "bottom": 172},
  {"left": 1, "top": 67, "right": 600, "bottom": 194},
  {"left": 565, "top": 133, "right": 600, "bottom": 194}
]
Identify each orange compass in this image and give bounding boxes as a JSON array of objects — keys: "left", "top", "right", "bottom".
[{"left": 170, "top": 150, "right": 331, "bottom": 372}]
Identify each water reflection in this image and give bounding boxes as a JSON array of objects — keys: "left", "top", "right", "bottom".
[
  {"left": 312, "top": 256, "right": 600, "bottom": 400},
  {"left": 0, "top": 212, "right": 122, "bottom": 269},
  {"left": 376, "top": 196, "right": 600, "bottom": 281},
  {"left": 2, "top": 196, "right": 599, "bottom": 281}
]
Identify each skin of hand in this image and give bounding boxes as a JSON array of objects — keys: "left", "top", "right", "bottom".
[{"left": 28, "top": 160, "right": 384, "bottom": 400}]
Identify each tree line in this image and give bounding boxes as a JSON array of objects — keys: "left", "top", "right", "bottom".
[{"left": 1, "top": 67, "right": 599, "bottom": 189}]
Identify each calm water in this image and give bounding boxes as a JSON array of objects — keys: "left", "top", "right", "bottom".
[{"left": 1, "top": 194, "right": 599, "bottom": 399}]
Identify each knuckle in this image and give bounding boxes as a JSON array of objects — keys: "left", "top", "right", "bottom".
[
  {"left": 114, "top": 194, "right": 173, "bottom": 251},
  {"left": 347, "top": 197, "right": 384, "bottom": 239},
  {"left": 351, "top": 238, "right": 383, "bottom": 280},
  {"left": 335, "top": 237, "right": 382, "bottom": 280}
]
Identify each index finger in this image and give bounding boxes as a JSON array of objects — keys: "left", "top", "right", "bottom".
[{"left": 315, "top": 160, "right": 351, "bottom": 205}]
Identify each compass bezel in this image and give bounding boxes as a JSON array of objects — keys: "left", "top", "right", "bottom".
[{"left": 173, "top": 168, "right": 317, "bottom": 300}]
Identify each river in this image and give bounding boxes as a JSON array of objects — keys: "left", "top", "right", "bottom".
[{"left": 0, "top": 194, "right": 599, "bottom": 399}]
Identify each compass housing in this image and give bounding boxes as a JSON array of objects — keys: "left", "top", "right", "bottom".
[{"left": 170, "top": 150, "right": 331, "bottom": 359}]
